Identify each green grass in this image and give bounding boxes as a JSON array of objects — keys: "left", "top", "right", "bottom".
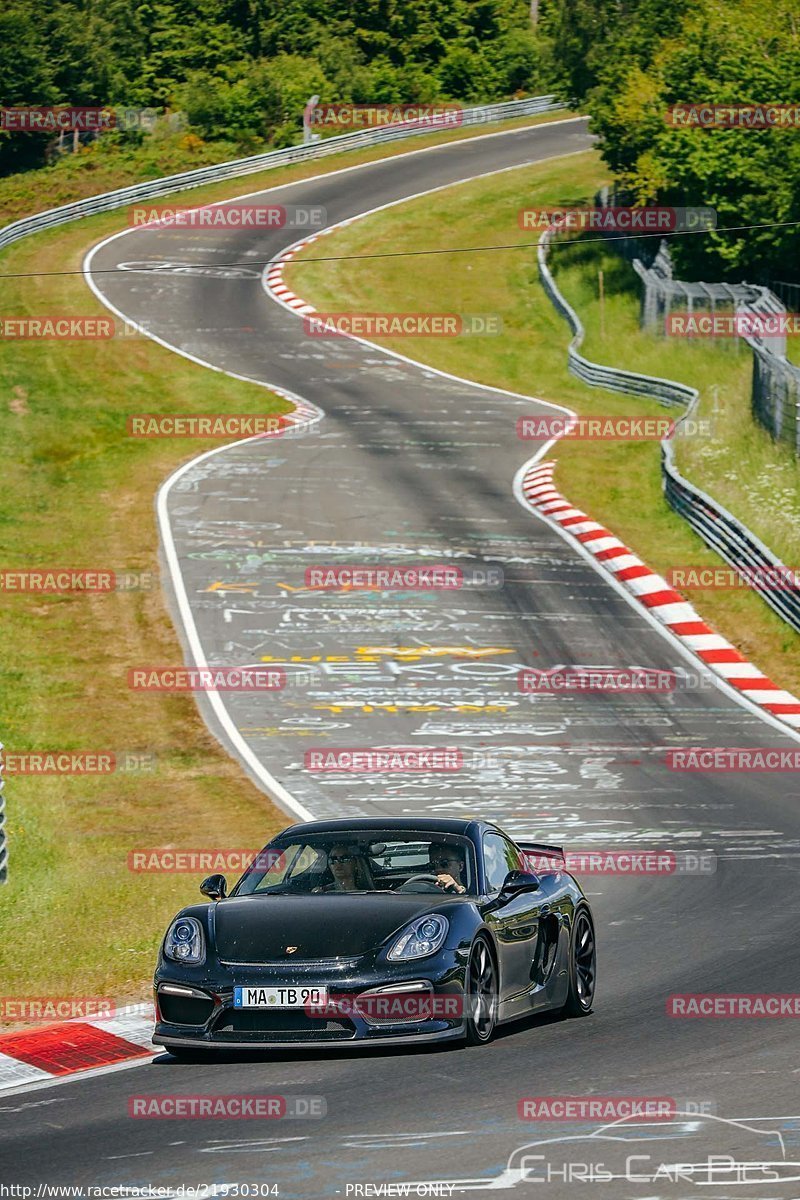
[
  {"left": 0, "top": 217, "right": 292, "bottom": 1008},
  {"left": 286, "top": 148, "right": 800, "bottom": 692},
  {"left": 0, "top": 110, "right": 578, "bottom": 1014}
]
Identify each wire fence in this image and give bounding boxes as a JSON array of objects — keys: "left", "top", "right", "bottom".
[
  {"left": 537, "top": 226, "right": 800, "bottom": 634},
  {"left": 616, "top": 236, "right": 800, "bottom": 453},
  {"left": 592, "top": 186, "right": 800, "bottom": 448}
]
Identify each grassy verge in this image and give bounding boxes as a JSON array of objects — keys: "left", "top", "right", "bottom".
[
  {"left": 0, "top": 217, "right": 291, "bottom": 1011},
  {"left": 286, "top": 148, "right": 800, "bottom": 691},
  {"left": 0, "top": 109, "right": 575, "bottom": 226},
  {"left": 0, "top": 110, "right": 576, "bottom": 1013}
]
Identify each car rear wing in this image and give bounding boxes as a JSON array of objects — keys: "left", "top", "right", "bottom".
[{"left": 516, "top": 841, "right": 566, "bottom": 873}]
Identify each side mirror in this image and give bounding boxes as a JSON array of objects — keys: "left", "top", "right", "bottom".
[
  {"left": 500, "top": 869, "right": 540, "bottom": 897},
  {"left": 200, "top": 873, "right": 227, "bottom": 900}
]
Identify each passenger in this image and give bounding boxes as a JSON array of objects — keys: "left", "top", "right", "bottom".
[
  {"left": 315, "top": 843, "right": 371, "bottom": 892},
  {"left": 428, "top": 841, "right": 467, "bottom": 894}
]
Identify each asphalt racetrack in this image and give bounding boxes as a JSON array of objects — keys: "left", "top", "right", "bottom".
[{"left": 4, "top": 117, "right": 800, "bottom": 1197}]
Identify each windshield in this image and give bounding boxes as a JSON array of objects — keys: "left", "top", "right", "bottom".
[{"left": 233, "top": 830, "right": 477, "bottom": 897}]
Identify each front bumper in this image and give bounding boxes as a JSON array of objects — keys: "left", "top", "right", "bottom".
[{"left": 154, "top": 954, "right": 467, "bottom": 1049}]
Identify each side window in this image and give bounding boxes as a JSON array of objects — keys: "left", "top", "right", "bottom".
[{"left": 483, "top": 832, "right": 521, "bottom": 894}]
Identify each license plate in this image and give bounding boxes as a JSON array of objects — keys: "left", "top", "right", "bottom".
[{"left": 233, "top": 985, "right": 328, "bottom": 1008}]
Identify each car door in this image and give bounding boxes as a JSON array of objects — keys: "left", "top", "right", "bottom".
[{"left": 481, "top": 831, "right": 541, "bottom": 1017}]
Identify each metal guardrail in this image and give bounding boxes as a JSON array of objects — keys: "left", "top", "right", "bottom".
[
  {"left": 0, "top": 94, "right": 564, "bottom": 887},
  {"left": 537, "top": 227, "right": 800, "bottom": 634},
  {"left": 0, "top": 95, "right": 564, "bottom": 255}
]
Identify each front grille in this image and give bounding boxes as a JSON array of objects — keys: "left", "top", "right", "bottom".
[
  {"left": 213, "top": 1007, "right": 356, "bottom": 1041},
  {"left": 159, "top": 993, "right": 215, "bottom": 1026}
]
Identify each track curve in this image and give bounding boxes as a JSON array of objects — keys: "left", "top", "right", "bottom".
[{"left": 4, "top": 118, "right": 800, "bottom": 1199}]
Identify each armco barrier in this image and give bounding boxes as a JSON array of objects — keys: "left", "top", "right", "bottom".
[
  {"left": 537, "top": 227, "right": 800, "bottom": 634},
  {"left": 0, "top": 96, "right": 563, "bottom": 255}
]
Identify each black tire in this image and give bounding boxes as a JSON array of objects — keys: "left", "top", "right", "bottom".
[
  {"left": 465, "top": 936, "right": 498, "bottom": 1045},
  {"left": 563, "top": 906, "right": 596, "bottom": 1017}
]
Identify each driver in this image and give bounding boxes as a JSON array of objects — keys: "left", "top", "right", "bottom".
[{"left": 428, "top": 841, "right": 467, "bottom": 894}]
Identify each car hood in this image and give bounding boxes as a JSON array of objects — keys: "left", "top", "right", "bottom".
[{"left": 210, "top": 893, "right": 450, "bottom": 962}]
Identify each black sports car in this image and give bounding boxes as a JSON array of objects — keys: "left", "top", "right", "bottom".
[{"left": 153, "top": 817, "right": 596, "bottom": 1054}]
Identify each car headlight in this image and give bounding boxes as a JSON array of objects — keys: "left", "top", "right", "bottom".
[
  {"left": 387, "top": 915, "right": 449, "bottom": 961},
  {"left": 163, "top": 916, "right": 205, "bottom": 965}
]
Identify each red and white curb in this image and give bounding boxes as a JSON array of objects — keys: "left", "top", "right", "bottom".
[
  {"left": 521, "top": 461, "right": 800, "bottom": 727},
  {"left": 0, "top": 1003, "right": 155, "bottom": 1092},
  {"left": 266, "top": 229, "right": 800, "bottom": 735},
  {"left": 264, "top": 225, "right": 340, "bottom": 314}
]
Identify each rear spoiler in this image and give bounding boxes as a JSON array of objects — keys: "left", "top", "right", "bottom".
[{"left": 517, "top": 841, "right": 566, "bottom": 871}]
